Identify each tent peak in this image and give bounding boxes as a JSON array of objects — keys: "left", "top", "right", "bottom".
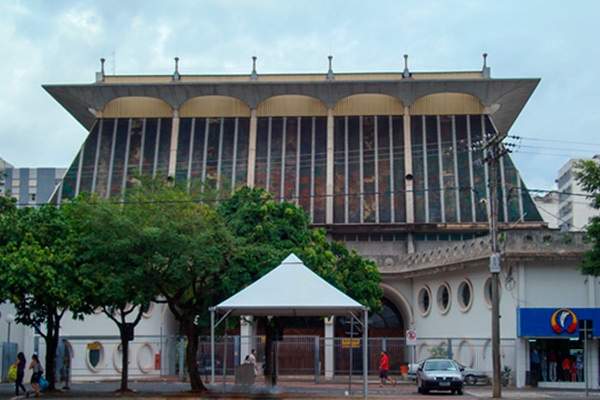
[{"left": 281, "top": 253, "right": 302, "bottom": 264}]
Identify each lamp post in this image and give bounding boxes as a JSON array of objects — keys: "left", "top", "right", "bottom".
[{"left": 5, "top": 314, "right": 14, "bottom": 343}]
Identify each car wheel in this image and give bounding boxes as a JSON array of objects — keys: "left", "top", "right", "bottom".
[
  {"left": 422, "top": 388, "right": 429, "bottom": 395},
  {"left": 457, "top": 388, "right": 464, "bottom": 395},
  {"left": 464, "top": 375, "right": 476, "bottom": 385}
]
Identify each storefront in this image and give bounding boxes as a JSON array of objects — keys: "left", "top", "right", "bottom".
[{"left": 518, "top": 308, "right": 600, "bottom": 387}]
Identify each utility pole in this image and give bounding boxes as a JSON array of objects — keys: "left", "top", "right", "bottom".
[{"left": 484, "top": 132, "right": 507, "bottom": 398}]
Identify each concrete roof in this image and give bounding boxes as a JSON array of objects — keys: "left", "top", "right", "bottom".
[
  {"left": 43, "top": 75, "right": 539, "bottom": 137},
  {"left": 212, "top": 253, "right": 367, "bottom": 317}
]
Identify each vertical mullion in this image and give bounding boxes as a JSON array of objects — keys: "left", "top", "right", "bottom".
[
  {"left": 452, "top": 116, "right": 460, "bottom": 222},
  {"left": 121, "top": 118, "right": 133, "bottom": 194},
  {"left": 106, "top": 119, "right": 118, "bottom": 195},
  {"left": 231, "top": 118, "right": 239, "bottom": 194},
  {"left": 217, "top": 118, "right": 224, "bottom": 191},
  {"left": 91, "top": 119, "right": 103, "bottom": 193},
  {"left": 374, "top": 116, "right": 380, "bottom": 223},
  {"left": 359, "top": 116, "right": 364, "bottom": 223},
  {"left": 389, "top": 115, "right": 395, "bottom": 223},
  {"left": 152, "top": 119, "right": 162, "bottom": 179},
  {"left": 437, "top": 116, "right": 445, "bottom": 223},
  {"left": 422, "top": 116, "right": 429, "bottom": 223},
  {"left": 186, "top": 118, "right": 196, "bottom": 187},
  {"left": 280, "top": 117, "right": 287, "bottom": 201}
]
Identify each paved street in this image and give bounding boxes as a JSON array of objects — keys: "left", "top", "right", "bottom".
[{"left": 2, "top": 378, "right": 600, "bottom": 400}]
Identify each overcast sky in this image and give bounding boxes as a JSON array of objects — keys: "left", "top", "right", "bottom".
[{"left": 1, "top": 0, "right": 599, "bottom": 192}]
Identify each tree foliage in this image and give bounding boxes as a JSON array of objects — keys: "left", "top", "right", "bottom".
[
  {"left": 0, "top": 201, "right": 87, "bottom": 391},
  {"left": 65, "top": 194, "right": 161, "bottom": 391},
  {"left": 574, "top": 159, "right": 600, "bottom": 275},
  {"left": 112, "top": 177, "right": 234, "bottom": 392},
  {"left": 217, "top": 186, "right": 383, "bottom": 385}
]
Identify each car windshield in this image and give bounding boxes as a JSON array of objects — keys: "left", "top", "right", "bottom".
[{"left": 425, "top": 360, "right": 458, "bottom": 371}]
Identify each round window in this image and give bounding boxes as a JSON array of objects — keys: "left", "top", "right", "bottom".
[
  {"left": 436, "top": 282, "right": 451, "bottom": 314},
  {"left": 418, "top": 286, "right": 432, "bottom": 316},
  {"left": 484, "top": 276, "right": 502, "bottom": 308},
  {"left": 457, "top": 279, "right": 473, "bottom": 312}
]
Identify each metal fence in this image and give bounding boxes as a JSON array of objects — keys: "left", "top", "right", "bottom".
[{"left": 38, "top": 335, "right": 516, "bottom": 383}]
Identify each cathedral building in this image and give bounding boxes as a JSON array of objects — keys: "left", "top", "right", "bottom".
[{"left": 36, "top": 55, "right": 595, "bottom": 388}]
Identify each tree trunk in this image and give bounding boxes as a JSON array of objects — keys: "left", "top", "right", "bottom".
[
  {"left": 45, "top": 315, "right": 60, "bottom": 391},
  {"left": 119, "top": 326, "right": 130, "bottom": 392},
  {"left": 183, "top": 320, "right": 207, "bottom": 391}
]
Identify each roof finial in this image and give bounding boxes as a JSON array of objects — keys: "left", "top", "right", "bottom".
[
  {"left": 96, "top": 58, "right": 106, "bottom": 83},
  {"left": 326, "top": 55, "right": 335, "bottom": 80},
  {"left": 251, "top": 56, "right": 258, "bottom": 80},
  {"left": 173, "top": 57, "right": 181, "bottom": 81},
  {"left": 403, "top": 54, "right": 411, "bottom": 78},
  {"left": 482, "top": 53, "right": 491, "bottom": 78}
]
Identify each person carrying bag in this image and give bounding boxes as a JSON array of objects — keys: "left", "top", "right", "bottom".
[{"left": 29, "top": 354, "right": 44, "bottom": 397}]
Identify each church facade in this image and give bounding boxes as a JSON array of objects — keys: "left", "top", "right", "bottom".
[{"left": 31, "top": 55, "right": 597, "bottom": 388}]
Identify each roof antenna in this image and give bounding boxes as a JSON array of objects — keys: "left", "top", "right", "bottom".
[
  {"left": 251, "top": 56, "right": 258, "bottom": 80},
  {"left": 482, "top": 53, "right": 491, "bottom": 78},
  {"left": 96, "top": 58, "right": 106, "bottom": 83},
  {"left": 403, "top": 54, "right": 411, "bottom": 78},
  {"left": 173, "top": 57, "right": 181, "bottom": 81},
  {"left": 326, "top": 55, "right": 335, "bottom": 80}
]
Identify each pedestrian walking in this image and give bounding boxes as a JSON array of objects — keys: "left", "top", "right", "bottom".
[
  {"left": 29, "top": 354, "right": 44, "bottom": 397},
  {"left": 13, "top": 352, "right": 28, "bottom": 398},
  {"left": 379, "top": 350, "right": 396, "bottom": 387}
]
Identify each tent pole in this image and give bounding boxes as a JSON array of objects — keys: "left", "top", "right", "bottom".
[
  {"left": 363, "top": 309, "right": 369, "bottom": 400},
  {"left": 211, "top": 309, "right": 215, "bottom": 385}
]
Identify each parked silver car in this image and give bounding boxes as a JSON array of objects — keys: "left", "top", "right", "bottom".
[
  {"left": 416, "top": 359, "right": 464, "bottom": 395},
  {"left": 409, "top": 360, "right": 488, "bottom": 386}
]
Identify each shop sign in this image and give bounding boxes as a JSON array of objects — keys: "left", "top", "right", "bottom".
[{"left": 550, "top": 308, "right": 577, "bottom": 334}]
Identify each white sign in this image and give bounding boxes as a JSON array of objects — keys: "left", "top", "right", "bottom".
[{"left": 406, "top": 329, "right": 417, "bottom": 346}]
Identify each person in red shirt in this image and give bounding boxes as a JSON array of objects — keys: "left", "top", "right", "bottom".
[{"left": 379, "top": 350, "right": 396, "bottom": 387}]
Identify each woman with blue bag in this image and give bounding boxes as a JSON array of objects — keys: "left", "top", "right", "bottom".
[{"left": 29, "top": 354, "right": 44, "bottom": 397}]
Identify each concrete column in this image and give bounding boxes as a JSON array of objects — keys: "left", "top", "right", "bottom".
[
  {"left": 324, "top": 316, "right": 334, "bottom": 379},
  {"left": 403, "top": 106, "right": 415, "bottom": 253},
  {"left": 326, "top": 108, "right": 334, "bottom": 224},
  {"left": 240, "top": 316, "right": 254, "bottom": 365},
  {"left": 516, "top": 338, "right": 527, "bottom": 388},
  {"left": 247, "top": 109, "right": 258, "bottom": 187},
  {"left": 168, "top": 109, "right": 180, "bottom": 177}
]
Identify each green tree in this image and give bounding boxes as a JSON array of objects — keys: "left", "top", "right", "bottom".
[
  {"left": 108, "top": 177, "right": 234, "bottom": 392},
  {"left": 0, "top": 203, "right": 88, "bottom": 391},
  {"left": 217, "top": 186, "right": 383, "bottom": 385},
  {"left": 65, "top": 195, "right": 160, "bottom": 392},
  {"left": 574, "top": 159, "right": 600, "bottom": 275}
]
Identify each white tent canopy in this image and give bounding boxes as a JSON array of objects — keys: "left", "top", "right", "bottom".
[
  {"left": 209, "top": 253, "right": 370, "bottom": 398},
  {"left": 212, "top": 253, "right": 367, "bottom": 316}
]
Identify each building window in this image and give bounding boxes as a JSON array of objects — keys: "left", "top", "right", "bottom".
[
  {"left": 29, "top": 179, "right": 37, "bottom": 187},
  {"left": 142, "top": 302, "right": 155, "bottom": 318},
  {"left": 483, "top": 276, "right": 502, "bottom": 308},
  {"left": 457, "top": 279, "right": 473, "bottom": 312},
  {"left": 436, "top": 282, "right": 451, "bottom": 314},
  {"left": 418, "top": 285, "right": 432, "bottom": 316},
  {"left": 29, "top": 193, "right": 36, "bottom": 203}
]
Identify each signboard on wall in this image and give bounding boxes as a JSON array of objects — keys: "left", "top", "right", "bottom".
[{"left": 518, "top": 308, "right": 600, "bottom": 337}]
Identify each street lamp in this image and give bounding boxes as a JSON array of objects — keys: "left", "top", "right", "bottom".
[{"left": 5, "top": 314, "right": 14, "bottom": 343}]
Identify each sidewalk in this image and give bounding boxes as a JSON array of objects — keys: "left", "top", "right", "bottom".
[{"left": 1, "top": 378, "right": 600, "bottom": 399}]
